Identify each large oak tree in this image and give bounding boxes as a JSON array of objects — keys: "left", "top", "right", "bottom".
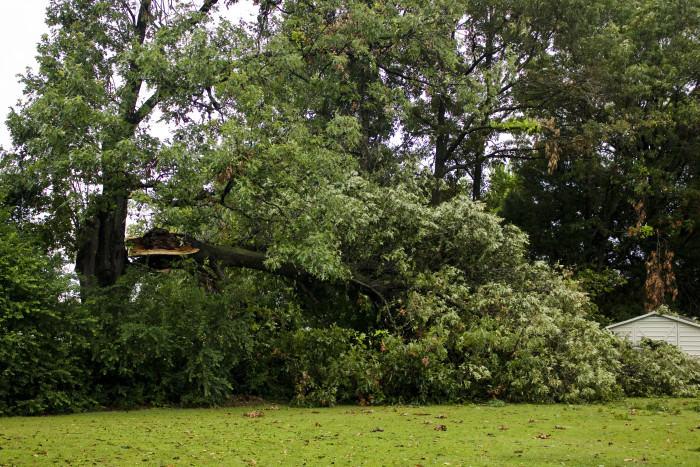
[{"left": 2, "top": 0, "right": 240, "bottom": 288}]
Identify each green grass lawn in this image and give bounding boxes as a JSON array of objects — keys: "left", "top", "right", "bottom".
[{"left": 1, "top": 398, "right": 698, "bottom": 466}]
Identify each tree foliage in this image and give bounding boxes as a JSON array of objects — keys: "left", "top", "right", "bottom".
[
  {"left": 505, "top": 0, "right": 700, "bottom": 317},
  {"left": 1, "top": 0, "right": 698, "bottom": 413},
  {"left": 2, "top": 0, "right": 240, "bottom": 288}
]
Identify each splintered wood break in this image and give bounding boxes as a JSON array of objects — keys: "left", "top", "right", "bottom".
[
  {"left": 129, "top": 245, "right": 200, "bottom": 256},
  {"left": 126, "top": 229, "right": 200, "bottom": 256}
]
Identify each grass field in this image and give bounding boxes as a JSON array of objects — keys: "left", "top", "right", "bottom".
[{"left": 1, "top": 398, "right": 698, "bottom": 465}]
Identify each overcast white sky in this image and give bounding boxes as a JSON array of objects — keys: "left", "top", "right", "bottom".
[
  {"left": 0, "top": 1, "right": 256, "bottom": 149},
  {"left": 0, "top": 1, "right": 50, "bottom": 148}
]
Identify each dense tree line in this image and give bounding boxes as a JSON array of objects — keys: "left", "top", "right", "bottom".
[{"left": 1, "top": 0, "right": 698, "bottom": 414}]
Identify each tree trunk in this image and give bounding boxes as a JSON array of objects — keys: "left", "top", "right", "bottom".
[
  {"left": 431, "top": 97, "right": 449, "bottom": 206},
  {"left": 75, "top": 193, "right": 129, "bottom": 289},
  {"left": 472, "top": 159, "right": 483, "bottom": 201}
]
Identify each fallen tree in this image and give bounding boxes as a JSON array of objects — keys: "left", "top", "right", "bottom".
[
  {"left": 128, "top": 228, "right": 301, "bottom": 280},
  {"left": 127, "top": 228, "right": 405, "bottom": 314}
]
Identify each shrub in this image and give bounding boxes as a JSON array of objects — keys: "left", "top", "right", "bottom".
[
  {"left": 0, "top": 212, "right": 95, "bottom": 415},
  {"left": 85, "top": 267, "right": 256, "bottom": 407},
  {"left": 275, "top": 326, "right": 381, "bottom": 406},
  {"left": 378, "top": 332, "right": 461, "bottom": 404}
]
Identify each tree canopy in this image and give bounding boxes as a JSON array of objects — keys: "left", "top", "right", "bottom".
[{"left": 1, "top": 0, "right": 699, "bottom": 413}]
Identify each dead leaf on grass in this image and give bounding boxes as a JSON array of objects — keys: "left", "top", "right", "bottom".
[
  {"left": 498, "top": 425, "right": 508, "bottom": 430},
  {"left": 534, "top": 433, "right": 550, "bottom": 439},
  {"left": 361, "top": 409, "right": 375, "bottom": 414},
  {"left": 527, "top": 418, "right": 535, "bottom": 423},
  {"left": 244, "top": 411, "right": 264, "bottom": 418},
  {"left": 370, "top": 427, "right": 384, "bottom": 432},
  {"left": 423, "top": 420, "right": 433, "bottom": 425},
  {"left": 434, "top": 425, "right": 447, "bottom": 431},
  {"left": 435, "top": 414, "right": 447, "bottom": 419},
  {"left": 345, "top": 410, "right": 356, "bottom": 414},
  {"left": 555, "top": 425, "right": 566, "bottom": 430}
]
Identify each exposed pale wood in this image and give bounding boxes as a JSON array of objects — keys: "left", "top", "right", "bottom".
[
  {"left": 127, "top": 230, "right": 200, "bottom": 256},
  {"left": 131, "top": 247, "right": 200, "bottom": 255}
]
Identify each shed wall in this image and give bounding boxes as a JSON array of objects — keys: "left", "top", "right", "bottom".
[{"left": 608, "top": 315, "right": 700, "bottom": 357}]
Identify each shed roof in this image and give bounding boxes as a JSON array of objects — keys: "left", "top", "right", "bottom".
[{"left": 606, "top": 312, "right": 700, "bottom": 330}]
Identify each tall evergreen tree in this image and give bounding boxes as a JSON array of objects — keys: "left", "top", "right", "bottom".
[{"left": 506, "top": 0, "right": 700, "bottom": 317}]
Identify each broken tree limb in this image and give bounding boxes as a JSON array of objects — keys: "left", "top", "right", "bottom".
[
  {"left": 127, "top": 229, "right": 404, "bottom": 323},
  {"left": 127, "top": 228, "right": 301, "bottom": 279}
]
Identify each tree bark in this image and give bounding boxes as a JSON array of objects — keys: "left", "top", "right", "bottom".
[
  {"left": 75, "top": 193, "right": 129, "bottom": 289},
  {"left": 431, "top": 96, "right": 449, "bottom": 206},
  {"left": 472, "top": 159, "right": 483, "bottom": 201}
]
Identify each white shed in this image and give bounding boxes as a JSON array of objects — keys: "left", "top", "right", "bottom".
[{"left": 606, "top": 312, "right": 700, "bottom": 358}]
